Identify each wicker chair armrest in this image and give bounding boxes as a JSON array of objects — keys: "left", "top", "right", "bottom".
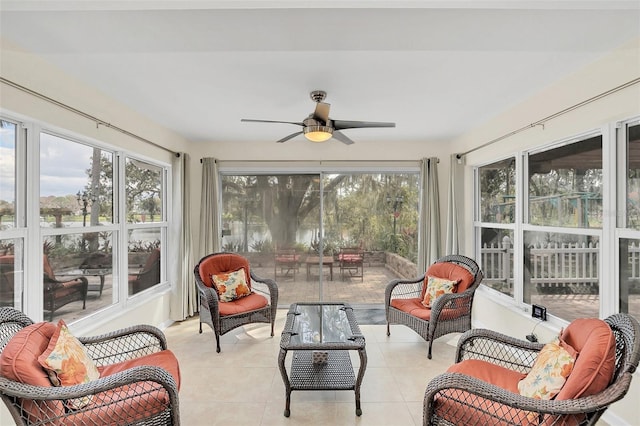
[
  {"left": 428, "top": 284, "right": 477, "bottom": 316},
  {"left": 0, "top": 366, "right": 179, "bottom": 424},
  {"left": 424, "top": 372, "right": 632, "bottom": 421},
  {"left": 250, "top": 271, "right": 278, "bottom": 305},
  {"left": 385, "top": 275, "right": 425, "bottom": 301},
  {"left": 455, "top": 328, "right": 543, "bottom": 372},
  {"left": 195, "top": 279, "right": 220, "bottom": 310},
  {"left": 79, "top": 324, "right": 168, "bottom": 366}
]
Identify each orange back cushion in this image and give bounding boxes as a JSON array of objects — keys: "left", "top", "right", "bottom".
[
  {"left": 198, "top": 254, "right": 251, "bottom": 289},
  {"left": 422, "top": 262, "right": 474, "bottom": 298},
  {"left": 0, "top": 322, "right": 56, "bottom": 387},
  {"left": 555, "top": 318, "right": 616, "bottom": 400}
]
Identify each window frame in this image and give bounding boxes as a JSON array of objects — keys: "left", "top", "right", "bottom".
[{"left": 0, "top": 113, "right": 171, "bottom": 324}]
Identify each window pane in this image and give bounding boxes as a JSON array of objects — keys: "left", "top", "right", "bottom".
[
  {"left": 43, "top": 232, "right": 114, "bottom": 321},
  {"left": 528, "top": 136, "right": 602, "bottom": 228},
  {"left": 128, "top": 228, "right": 161, "bottom": 295},
  {"left": 523, "top": 231, "right": 599, "bottom": 322},
  {"left": 479, "top": 158, "right": 515, "bottom": 223},
  {"left": 0, "top": 238, "right": 23, "bottom": 310},
  {"left": 40, "top": 133, "right": 113, "bottom": 227},
  {"left": 126, "top": 158, "right": 163, "bottom": 223},
  {"left": 626, "top": 124, "right": 640, "bottom": 229},
  {"left": 221, "top": 172, "right": 418, "bottom": 306},
  {"left": 480, "top": 228, "right": 514, "bottom": 297},
  {"left": 0, "top": 120, "right": 17, "bottom": 229},
  {"left": 618, "top": 238, "right": 640, "bottom": 319}
]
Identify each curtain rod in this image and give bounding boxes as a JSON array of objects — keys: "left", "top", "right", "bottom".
[
  {"left": 456, "top": 77, "right": 640, "bottom": 159},
  {"left": 0, "top": 77, "right": 178, "bottom": 156},
  {"left": 200, "top": 159, "right": 422, "bottom": 163}
]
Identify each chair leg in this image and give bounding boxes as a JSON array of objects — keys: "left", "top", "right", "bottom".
[
  {"left": 199, "top": 321, "right": 203, "bottom": 333},
  {"left": 427, "top": 341, "right": 433, "bottom": 359},
  {"left": 386, "top": 322, "right": 390, "bottom": 336},
  {"left": 215, "top": 332, "right": 221, "bottom": 353}
]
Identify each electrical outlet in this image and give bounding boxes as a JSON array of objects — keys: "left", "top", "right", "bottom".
[{"left": 532, "top": 304, "right": 547, "bottom": 321}]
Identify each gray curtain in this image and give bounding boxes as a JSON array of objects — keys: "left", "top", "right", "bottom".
[
  {"left": 199, "top": 158, "right": 221, "bottom": 260},
  {"left": 445, "top": 154, "right": 462, "bottom": 255},
  {"left": 419, "top": 157, "right": 441, "bottom": 272},
  {"left": 170, "top": 153, "right": 196, "bottom": 320}
]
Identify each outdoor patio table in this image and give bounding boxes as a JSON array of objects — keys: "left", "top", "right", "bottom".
[{"left": 278, "top": 302, "right": 367, "bottom": 417}]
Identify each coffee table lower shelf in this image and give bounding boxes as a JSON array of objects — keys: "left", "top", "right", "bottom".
[{"left": 280, "top": 349, "right": 363, "bottom": 417}]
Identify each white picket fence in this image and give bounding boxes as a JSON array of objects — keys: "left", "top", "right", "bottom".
[{"left": 480, "top": 237, "right": 632, "bottom": 295}]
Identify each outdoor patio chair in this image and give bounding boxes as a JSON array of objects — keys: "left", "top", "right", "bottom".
[
  {"left": 385, "top": 254, "right": 483, "bottom": 359},
  {"left": 0, "top": 306, "right": 181, "bottom": 425},
  {"left": 423, "top": 313, "right": 640, "bottom": 426},
  {"left": 338, "top": 247, "right": 364, "bottom": 281},
  {"left": 0, "top": 255, "right": 88, "bottom": 321},
  {"left": 194, "top": 252, "right": 278, "bottom": 353},
  {"left": 128, "top": 248, "right": 161, "bottom": 294},
  {"left": 274, "top": 248, "right": 300, "bottom": 280}
]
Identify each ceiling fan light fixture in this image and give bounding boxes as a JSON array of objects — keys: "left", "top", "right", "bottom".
[{"left": 304, "top": 125, "right": 333, "bottom": 143}]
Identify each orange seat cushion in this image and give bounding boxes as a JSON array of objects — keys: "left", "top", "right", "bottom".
[
  {"left": 389, "top": 297, "right": 468, "bottom": 321},
  {"left": 99, "top": 349, "right": 181, "bottom": 390},
  {"left": 555, "top": 318, "right": 615, "bottom": 400},
  {"left": 434, "top": 360, "right": 530, "bottom": 426},
  {"left": 218, "top": 292, "right": 269, "bottom": 316},
  {"left": 447, "top": 359, "right": 526, "bottom": 393}
]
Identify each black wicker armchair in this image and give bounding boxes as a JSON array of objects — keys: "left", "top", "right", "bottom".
[
  {"left": 423, "top": 313, "right": 640, "bottom": 426},
  {"left": 385, "top": 254, "right": 483, "bottom": 359},
  {"left": 194, "top": 252, "right": 278, "bottom": 353},
  {"left": 0, "top": 307, "right": 180, "bottom": 425}
]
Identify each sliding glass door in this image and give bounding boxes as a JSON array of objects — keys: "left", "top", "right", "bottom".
[{"left": 221, "top": 170, "right": 419, "bottom": 306}]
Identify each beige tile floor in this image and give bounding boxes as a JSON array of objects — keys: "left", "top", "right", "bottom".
[{"left": 163, "top": 310, "right": 460, "bottom": 426}]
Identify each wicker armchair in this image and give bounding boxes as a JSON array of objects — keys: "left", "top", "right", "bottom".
[
  {"left": 385, "top": 254, "right": 483, "bottom": 359},
  {"left": 0, "top": 307, "right": 180, "bottom": 425},
  {"left": 194, "top": 252, "right": 278, "bottom": 353},
  {"left": 423, "top": 313, "right": 640, "bottom": 426}
]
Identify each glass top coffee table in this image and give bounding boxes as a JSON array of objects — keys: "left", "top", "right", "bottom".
[{"left": 278, "top": 302, "right": 367, "bottom": 417}]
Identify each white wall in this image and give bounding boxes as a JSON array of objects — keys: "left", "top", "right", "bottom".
[{"left": 455, "top": 38, "right": 640, "bottom": 425}]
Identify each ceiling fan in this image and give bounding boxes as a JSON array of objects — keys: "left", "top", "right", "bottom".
[{"left": 241, "top": 90, "right": 395, "bottom": 145}]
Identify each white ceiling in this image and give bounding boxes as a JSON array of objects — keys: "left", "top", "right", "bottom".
[{"left": 1, "top": 1, "right": 639, "bottom": 145}]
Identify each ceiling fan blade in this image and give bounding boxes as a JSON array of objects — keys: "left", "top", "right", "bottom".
[
  {"left": 332, "top": 130, "right": 355, "bottom": 145},
  {"left": 276, "top": 131, "right": 303, "bottom": 143},
  {"left": 333, "top": 120, "right": 396, "bottom": 130},
  {"left": 313, "top": 102, "right": 331, "bottom": 123},
  {"left": 241, "top": 119, "right": 304, "bottom": 126}
]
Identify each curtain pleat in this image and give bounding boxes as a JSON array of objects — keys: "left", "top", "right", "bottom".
[
  {"left": 170, "top": 153, "right": 196, "bottom": 320},
  {"left": 419, "top": 157, "right": 441, "bottom": 271},
  {"left": 199, "top": 158, "right": 221, "bottom": 260},
  {"left": 445, "top": 154, "right": 461, "bottom": 255}
]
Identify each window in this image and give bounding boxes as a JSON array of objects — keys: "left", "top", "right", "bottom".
[
  {"left": 0, "top": 119, "right": 25, "bottom": 311},
  {"left": 125, "top": 158, "right": 164, "bottom": 296},
  {"left": 528, "top": 136, "right": 602, "bottom": 228},
  {"left": 39, "top": 133, "right": 118, "bottom": 319},
  {"left": 476, "top": 133, "right": 605, "bottom": 322},
  {"left": 477, "top": 158, "right": 516, "bottom": 297},
  {"left": 619, "top": 120, "right": 640, "bottom": 319},
  {"left": 0, "top": 114, "right": 170, "bottom": 322},
  {"left": 220, "top": 170, "right": 419, "bottom": 306}
]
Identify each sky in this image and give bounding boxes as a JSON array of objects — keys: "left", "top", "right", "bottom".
[{"left": 1, "top": 125, "right": 103, "bottom": 202}]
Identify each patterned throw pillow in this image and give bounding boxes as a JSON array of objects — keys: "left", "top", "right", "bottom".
[
  {"left": 38, "top": 320, "right": 100, "bottom": 409},
  {"left": 518, "top": 338, "right": 576, "bottom": 400},
  {"left": 422, "top": 276, "right": 458, "bottom": 308},
  {"left": 211, "top": 268, "right": 251, "bottom": 302}
]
